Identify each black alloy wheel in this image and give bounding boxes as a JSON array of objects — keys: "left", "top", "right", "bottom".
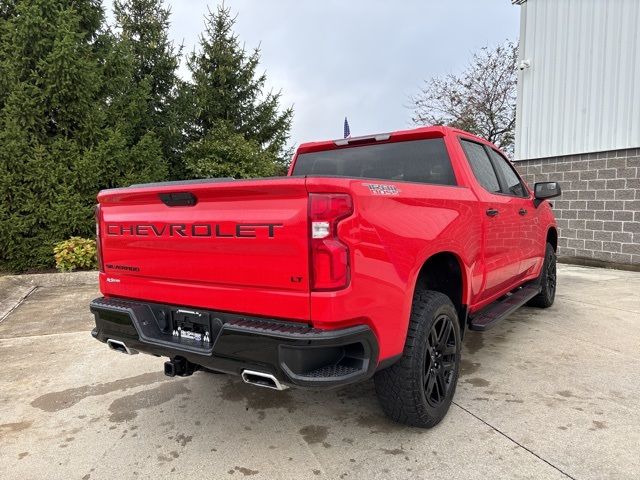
[
  {"left": 423, "top": 314, "right": 457, "bottom": 407},
  {"left": 527, "top": 242, "right": 557, "bottom": 308},
  {"left": 546, "top": 251, "right": 557, "bottom": 297}
]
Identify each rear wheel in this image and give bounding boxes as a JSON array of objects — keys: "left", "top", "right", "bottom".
[
  {"left": 374, "top": 290, "right": 461, "bottom": 428},
  {"left": 527, "top": 242, "right": 556, "bottom": 308}
]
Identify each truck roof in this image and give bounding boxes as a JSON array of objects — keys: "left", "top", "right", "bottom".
[{"left": 296, "top": 125, "right": 487, "bottom": 155}]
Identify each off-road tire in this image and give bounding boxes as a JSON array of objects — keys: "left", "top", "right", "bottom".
[
  {"left": 527, "top": 242, "right": 556, "bottom": 308},
  {"left": 374, "top": 290, "right": 461, "bottom": 428}
]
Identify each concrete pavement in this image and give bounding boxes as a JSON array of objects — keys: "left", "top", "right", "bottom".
[{"left": 1, "top": 265, "right": 639, "bottom": 479}]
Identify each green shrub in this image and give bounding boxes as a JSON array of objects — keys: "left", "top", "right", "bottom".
[{"left": 53, "top": 237, "right": 98, "bottom": 272}]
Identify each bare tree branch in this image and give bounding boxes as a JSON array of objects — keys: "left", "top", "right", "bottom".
[{"left": 411, "top": 41, "right": 518, "bottom": 156}]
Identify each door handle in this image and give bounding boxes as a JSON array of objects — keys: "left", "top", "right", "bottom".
[
  {"left": 486, "top": 208, "right": 499, "bottom": 217},
  {"left": 519, "top": 208, "right": 528, "bottom": 216}
]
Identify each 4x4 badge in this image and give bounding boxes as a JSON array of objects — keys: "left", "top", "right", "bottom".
[{"left": 362, "top": 183, "right": 400, "bottom": 196}]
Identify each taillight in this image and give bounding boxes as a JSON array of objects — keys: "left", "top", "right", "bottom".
[
  {"left": 309, "top": 193, "right": 353, "bottom": 291},
  {"left": 95, "top": 204, "right": 104, "bottom": 273}
]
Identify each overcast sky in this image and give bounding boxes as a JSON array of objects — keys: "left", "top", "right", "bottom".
[{"left": 125, "top": 1, "right": 521, "bottom": 146}]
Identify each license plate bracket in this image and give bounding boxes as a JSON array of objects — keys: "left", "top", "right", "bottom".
[{"left": 171, "top": 309, "right": 213, "bottom": 344}]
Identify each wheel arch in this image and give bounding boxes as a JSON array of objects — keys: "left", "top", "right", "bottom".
[{"left": 413, "top": 251, "right": 469, "bottom": 338}]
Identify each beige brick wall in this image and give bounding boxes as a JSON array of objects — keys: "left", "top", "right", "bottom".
[{"left": 515, "top": 148, "right": 640, "bottom": 267}]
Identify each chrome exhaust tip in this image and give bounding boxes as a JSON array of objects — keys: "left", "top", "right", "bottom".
[
  {"left": 106, "top": 339, "right": 138, "bottom": 355},
  {"left": 241, "top": 370, "right": 287, "bottom": 391}
]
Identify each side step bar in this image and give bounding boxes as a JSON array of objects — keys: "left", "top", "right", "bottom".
[{"left": 469, "top": 284, "right": 542, "bottom": 331}]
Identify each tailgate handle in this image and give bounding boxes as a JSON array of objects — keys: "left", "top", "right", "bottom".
[{"left": 159, "top": 192, "right": 197, "bottom": 207}]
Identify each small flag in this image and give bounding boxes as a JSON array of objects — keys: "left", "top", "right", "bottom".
[{"left": 343, "top": 117, "right": 351, "bottom": 139}]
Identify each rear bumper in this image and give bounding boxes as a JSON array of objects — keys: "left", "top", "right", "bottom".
[{"left": 90, "top": 297, "right": 379, "bottom": 389}]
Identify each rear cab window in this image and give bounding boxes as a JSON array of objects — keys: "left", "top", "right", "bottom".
[{"left": 292, "top": 138, "right": 457, "bottom": 186}]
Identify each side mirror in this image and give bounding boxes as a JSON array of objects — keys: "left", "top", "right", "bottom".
[{"left": 534, "top": 181, "right": 561, "bottom": 207}]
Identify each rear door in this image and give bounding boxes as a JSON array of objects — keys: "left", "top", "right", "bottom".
[
  {"left": 97, "top": 178, "right": 311, "bottom": 320},
  {"left": 459, "top": 139, "right": 523, "bottom": 302}
]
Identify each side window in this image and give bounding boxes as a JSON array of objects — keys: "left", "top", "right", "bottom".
[
  {"left": 488, "top": 149, "right": 527, "bottom": 197},
  {"left": 460, "top": 139, "right": 500, "bottom": 193}
]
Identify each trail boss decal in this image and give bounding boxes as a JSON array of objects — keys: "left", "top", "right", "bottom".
[
  {"left": 105, "top": 264, "right": 140, "bottom": 272},
  {"left": 362, "top": 183, "right": 400, "bottom": 196},
  {"left": 105, "top": 223, "right": 283, "bottom": 238}
]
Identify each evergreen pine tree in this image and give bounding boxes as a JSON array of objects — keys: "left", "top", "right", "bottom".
[
  {"left": 0, "top": 1, "right": 296, "bottom": 271},
  {"left": 112, "top": 0, "right": 183, "bottom": 178},
  {"left": 0, "top": 0, "right": 169, "bottom": 271},
  {"left": 183, "top": 5, "right": 293, "bottom": 178},
  {"left": 0, "top": 0, "right": 108, "bottom": 271}
]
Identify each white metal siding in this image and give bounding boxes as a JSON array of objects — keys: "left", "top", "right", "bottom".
[{"left": 515, "top": 0, "right": 640, "bottom": 160}]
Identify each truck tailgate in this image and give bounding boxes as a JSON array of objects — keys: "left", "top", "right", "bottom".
[{"left": 97, "top": 178, "right": 310, "bottom": 320}]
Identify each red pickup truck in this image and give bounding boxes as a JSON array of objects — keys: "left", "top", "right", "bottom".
[{"left": 90, "top": 126, "right": 560, "bottom": 427}]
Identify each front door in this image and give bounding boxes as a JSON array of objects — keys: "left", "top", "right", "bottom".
[{"left": 486, "top": 148, "right": 541, "bottom": 277}]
